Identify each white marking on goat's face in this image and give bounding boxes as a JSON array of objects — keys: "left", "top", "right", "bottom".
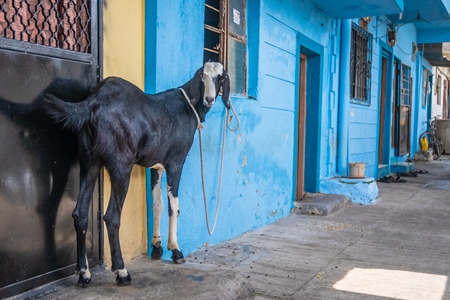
[{"left": 202, "top": 62, "right": 223, "bottom": 107}]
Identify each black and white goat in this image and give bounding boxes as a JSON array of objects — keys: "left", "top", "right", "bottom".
[{"left": 44, "top": 62, "right": 230, "bottom": 286}]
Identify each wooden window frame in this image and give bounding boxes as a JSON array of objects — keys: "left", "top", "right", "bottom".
[{"left": 204, "top": 0, "right": 247, "bottom": 95}]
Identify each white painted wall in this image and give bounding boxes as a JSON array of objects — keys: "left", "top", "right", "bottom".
[{"left": 431, "top": 67, "right": 450, "bottom": 119}]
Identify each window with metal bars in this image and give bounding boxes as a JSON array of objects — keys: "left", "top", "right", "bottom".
[
  {"left": 0, "top": 0, "right": 91, "bottom": 53},
  {"left": 422, "top": 68, "right": 429, "bottom": 107},
  {"left": 350, "top": 22, "right": 372, "bottom": 104},
  {"left": 401, "top": 64, "right": 411, "bottom": 105},
  {"left": 204, "top": 0, "right": 246, "bottom": 95}
]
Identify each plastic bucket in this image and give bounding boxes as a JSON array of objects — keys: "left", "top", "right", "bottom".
[{"left": 349, "top": 162, "right": 366, "bottom": 178}]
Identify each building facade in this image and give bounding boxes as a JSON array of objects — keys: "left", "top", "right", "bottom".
[
  {"left": 1, "top": 0, "right": 450, "bottom": 296},
  {"left": 142, "top": 0, "right": 450, "bottom": 260}
]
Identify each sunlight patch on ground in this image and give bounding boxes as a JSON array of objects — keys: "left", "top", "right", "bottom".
[{"left": 333, "top": 268, "right": 447, "bottom": 300}]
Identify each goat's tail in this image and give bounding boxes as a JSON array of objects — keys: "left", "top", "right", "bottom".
[{"left": 44, "top": 93, "right": 90, "bottom": 133}]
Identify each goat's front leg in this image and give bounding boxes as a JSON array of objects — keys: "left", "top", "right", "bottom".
[
  {"left": 166, "top": 166, "right": 185, "bottom": 264},
  {"left": 150, "top": 168, "right": 164, "bottom": 260},
  {"left": 103, "top": 165, "right": 133, "bottom": 286}
]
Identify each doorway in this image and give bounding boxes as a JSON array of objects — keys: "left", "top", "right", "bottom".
[
  {"left": 378, "top": 56, "right": 388, "bottom": 166},
  {"left": 0, "top": 1, "right": 101, "bottom": 297},
  {"left": 392, "top": 59, "right": 412, "bottom": 157},
  {"left": 296, "top": 54, "right": 307, "bottom": 199},
  {"left": 397, "top": 64, "right": 412, "bottom": 156},
  {"left": 378, "top": 50, "right": 392, "bottom": 172},
  {"left": 296, "top": 48, "right": 321, "bottom": 199}
]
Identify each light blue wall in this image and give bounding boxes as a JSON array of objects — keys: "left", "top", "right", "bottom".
[
  {"left": 345, "top": 18, "right": 431, "bottom": 175},
  {"left": 346, "top": 18, "right": 382, "bottom": 178},
  {"left": 145, "top": 1, "right": 204, "bottom": 93},
  {"left": 419, "top": 58, "right": 434, "bottom": 136},
  {"left": 144, "top": 0, "right": 337, "bottom": 260},
  {"left": 327, "top": 24, "right": 341, "bottom": 178},
  {"left": 259, "top": 0, "right": 334, "bottom": 191},
  {"left": 386, "top": 23, "right": 429, "bottom": 161},
  {"left": 143, "top": 0, "right": 432, "bottom": 259}
]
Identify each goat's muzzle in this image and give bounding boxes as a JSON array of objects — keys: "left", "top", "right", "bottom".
[{"left": 205, "top": 96, "right": 215, "bottom": 107}]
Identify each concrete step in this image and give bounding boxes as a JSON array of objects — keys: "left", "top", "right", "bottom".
[
  {"left": 294, "top": 193, "right": 349, "bottom": 216},
  {"left": 378, "top": 164, "right": 389, "bottom": 178},
  {"left": 391, "top": 162, "right": 415, "bottom": 173}
]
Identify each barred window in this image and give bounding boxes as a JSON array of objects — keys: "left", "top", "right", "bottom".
[
  {"left": 401, "top": 64, "right": 412, "bottom": 105},
  {"left": 0, "top": 0, "right": 91, "bottom": 53},
  {"left": 422, "top": 68, "right": 429, "bottom": 107},
  {"left": 204, "top": 0, "right": 246, "bottom": 95},
  {"left": 350, "top": 23, "right": 372, "bottom": 104}
]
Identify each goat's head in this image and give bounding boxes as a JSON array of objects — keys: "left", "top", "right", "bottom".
[{"left": 190, "top": 62, "right": 231, "bottom": 109}]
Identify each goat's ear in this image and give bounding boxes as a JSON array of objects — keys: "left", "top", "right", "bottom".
[
  {"left": 220, "top": 70, "right": 231, "bottom": 109},
  {"left": 189, "top": 67, "right": 203, "bottom": 105}
]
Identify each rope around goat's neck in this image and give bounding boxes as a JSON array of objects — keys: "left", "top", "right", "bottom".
[
  {"left": 179, "top": 87, "right": 219, "bottom": 235},
  {"left": 179, "top": 88, "right": 203, "bottom": 129},
  {"left": 179, "top": 88, "right": 240, "bottom": 235}
]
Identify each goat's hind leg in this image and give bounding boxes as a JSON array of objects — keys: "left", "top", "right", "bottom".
[
  {"left": 103, "top": 165, "right": 133, "bottom": 286},
  {"left": 73, "top": 161, "right": 101, "bottom": 287},
  {"left": 150, "top": 168, "right": 164, "bottom": 260}
]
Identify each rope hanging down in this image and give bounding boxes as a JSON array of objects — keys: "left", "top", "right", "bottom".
[{"left": 180, "top": 88, "right": 240, "bottom": 235}]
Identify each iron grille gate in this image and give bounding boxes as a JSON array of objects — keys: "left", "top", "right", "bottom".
[
  {"left": 0, "top": 0, "right": 91, "bottom": 52},
  {"left": 0, "top": 1, "right": 100, "bottom": 298}
]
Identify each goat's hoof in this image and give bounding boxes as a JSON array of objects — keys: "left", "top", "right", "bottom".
[
  {"left": 116, "top": 272, "right": 132, "bottom": 286},
  {"left": 77, "top": 272, "right": 92, "bottom": 287},
  {"left": 151, "top": 244, "right": 163, "bottom": 260},
  {"left": 171, "top": 249, "right": 186, "bottom": 264}
]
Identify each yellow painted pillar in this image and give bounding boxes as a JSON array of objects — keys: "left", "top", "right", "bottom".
[{"left": 101, "top": 0, "right": 147, "bottom": 266}]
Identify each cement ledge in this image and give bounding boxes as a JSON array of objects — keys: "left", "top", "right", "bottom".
[
  {"left": 294, "top": 193, "right": 349, "bottom": 216},
  {"left": 319, "top": 177, "right": 379, "bottom": 204}
]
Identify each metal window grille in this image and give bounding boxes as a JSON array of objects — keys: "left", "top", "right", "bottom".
[
  {"left": 203, "top": 0, "right": 247, "bottom": 95},
  {"left": 350, "top": 23, "right": 372, "bottom": 104},
  {"left": 422, "top": 68, "right": 429, "bottom": 107},
  {"left": 204, "top": 0, "right": 223, "bottom": 64},
  {"left": 401, "top": 64, "right": 411, "bottom": 105},
  {"left": 0, "top": 0, "right": 91, "bottom": 53}
]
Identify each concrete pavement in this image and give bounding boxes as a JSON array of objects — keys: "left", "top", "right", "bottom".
[{"left": 11, "top": 158, "right": 450, "bottom": 299}]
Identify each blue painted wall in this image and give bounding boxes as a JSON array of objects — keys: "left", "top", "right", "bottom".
[
  {"left": 145, "top": 1, "right": 204, "bottom": 93},
  {"left": 143, "top": 0, "right": 433, "bottom": 259},
  {"left": 383, "top": 22, "right": 430, "bottom": 162},
  {"left": 347, "top": 18, "right": 380, "bottom": 176},
  {"left": 144, "top": 0, "right": 337, "bottom": 259},
  {"left": 344, "top": 17, "right": 431, "bottom": 177}
]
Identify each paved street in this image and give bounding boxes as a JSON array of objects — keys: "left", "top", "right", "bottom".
[{"left": 11, "top": 158, "right": 450, "bottom": 299}]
